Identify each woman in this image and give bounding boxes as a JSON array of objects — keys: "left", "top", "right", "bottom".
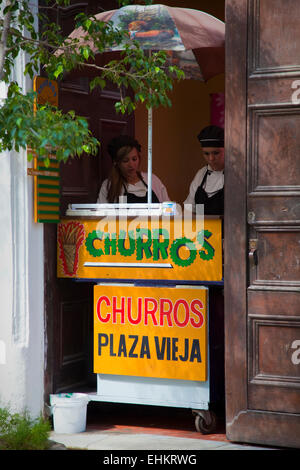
[
  {"left": 97, "top": 135, "right": 170, "bottom": 203},
  {"left": 184, "top": 125, "right": 224, "bottom": 215}
]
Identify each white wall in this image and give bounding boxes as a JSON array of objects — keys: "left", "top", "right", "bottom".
[
  {"left": 0, "top": 0, "right": 45, "bottom": 417},
  {"left": 0, "top": 149, "right": 44, "bottom": 418}
]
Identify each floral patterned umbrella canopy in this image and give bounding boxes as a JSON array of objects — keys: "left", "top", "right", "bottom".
[{"left": 67, "top": 4, "right": 225, "bottom": 201}]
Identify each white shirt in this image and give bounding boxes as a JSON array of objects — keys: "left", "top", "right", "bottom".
[
  {"left": 97, "top": 172, "right": 170, "bottom": 203},
  {"left": 184, "top": 165, "right": 224, "bottom": 210}
]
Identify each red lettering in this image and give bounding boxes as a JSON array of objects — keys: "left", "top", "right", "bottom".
[
  {"left": 112, "top": 296, "right": 125, "bottom": 324},
  {"left": 144, "top": 297, "right": 158, "bottom": 326},
  {"left": 96, "top": 295, "right": 205, "bottom": 328},
  {"left": 128, "top": 297, "right": 142, "bottom": 325},
  {"left": 159, "top": 298, "right": 173, "bottom": 326},
  {"left": 190, "top": 299, "right": 204, "bottom": 328},
  {"left": 96, "top": 296, "right": 111, "bottom": 323},
  {"left": 173, "top": 299, "right": 189, "bottom": 327}
]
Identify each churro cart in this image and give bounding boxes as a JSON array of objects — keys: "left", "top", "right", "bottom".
[{"left": 57, "top": 202, "right": 223, "bottom": 433}]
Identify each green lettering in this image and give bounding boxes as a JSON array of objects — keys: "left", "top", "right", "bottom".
[
  {"left": 170, "top": 237, "right": 197, "bottom": 267},
  {"left": 136, "top": 228, "right": 152, "bottom": 260},
  {"left": 152, "top": 228, "right": 169, "bottom": 260},
  {"left": 118, "top": 230, "right": 136, "bottom": 256},
  {"left": 85, "top": 230, "right": 104, "bottom": 257},
  {"left": 197, "top": 230, "right": 215, "bottom": 261},
  {"left": 104, "top": 233, "right": 117, "bottom": 255}
]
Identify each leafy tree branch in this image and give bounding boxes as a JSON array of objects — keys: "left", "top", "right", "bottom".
[{"left": 0, "top": 0, "right": 184, "bottom": 164}]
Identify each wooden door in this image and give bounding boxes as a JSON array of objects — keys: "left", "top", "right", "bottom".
[
  {"left": 44, "top": 0, "right": 134, "bottom": 396},
  {"left": 225, "top": 0, "right": 300, "bottom": 448}
]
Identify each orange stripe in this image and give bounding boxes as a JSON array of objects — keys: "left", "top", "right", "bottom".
[
  {"left": 38, "top": 196, "right": 59, "bottom": 203},
  {"left": 37, "top": 213, "right": 60, "bottom": 221},
  {"left": 38, "top": 187, "right": 59, "bottom": 195},
  {"left": 38, "top": 178, "right": 59, "bottom": 186}
]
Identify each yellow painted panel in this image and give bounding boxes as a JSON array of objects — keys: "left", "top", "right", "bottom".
[
  {"left": 94, "top": 285, "right": 208, "bottom": 381},
  {"left": 33, "top": 76, "right": 58, "bottom": 107},
  {"left": 30, "top": 77, "right": 60, "bottom": 223},
  {"left": 57, "top": 217, "right": 222, "bottom": 282}
]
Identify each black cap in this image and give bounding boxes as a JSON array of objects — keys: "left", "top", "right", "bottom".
[
  {"left": 197, "top": 125, "right": 224, "bottom": 148},
  {"left": 107, "top": 135, "right": 141, "bottom": 161}
]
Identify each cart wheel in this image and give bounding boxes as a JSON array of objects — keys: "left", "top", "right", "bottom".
[{"left": 194, "top": 411, "right": 217, "bottom": 434}]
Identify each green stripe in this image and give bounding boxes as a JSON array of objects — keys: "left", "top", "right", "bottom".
[
  {"left": 37, "top": 175, "right": 60, "bottom": 181},
  {"left": 37, "top": 157, "right": 58, "bottom": 162},
  {"left": 38, "top": 184, "right": 60, "bottom": 189},
  {"left": 38, "top": 166, "right": 60, "bottom": 173},
  {"left": 38, "top": 201, "right": 60, "bottom": 207},
  {"left": 38, "top": 210, "right": 60, "bottom": 215},
  {"left": 38, "top": 192, "right": 59, "bottom": 198},
  {"left": 38, "top": 219, "right": 60, "bottom": 223}
]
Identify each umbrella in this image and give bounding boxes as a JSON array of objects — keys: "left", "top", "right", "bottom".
[{"left": 67, "top": 4, "right": 225, "bottom": 203}]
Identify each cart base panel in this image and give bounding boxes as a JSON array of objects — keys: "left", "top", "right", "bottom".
[{"left": 90, "top": 373, "right": 209, "bottom": 410}]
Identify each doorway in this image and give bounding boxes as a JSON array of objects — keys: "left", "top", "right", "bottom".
[
  {"left": 44, "top": 0, "right": 300, "bottom": 449},
  {"left": 224, "top": 0, "right": 300, "bottom": 448},
  {"left": 43, "top": 0, "right": 134, "bottom": 397}
]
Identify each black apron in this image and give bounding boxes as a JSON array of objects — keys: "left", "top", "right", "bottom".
[
  {"left": 194, "top": 168, "right": 224, "bottom": 215},
  {"left": 123, "top": 177, "right": 159, "bottom": 203}
]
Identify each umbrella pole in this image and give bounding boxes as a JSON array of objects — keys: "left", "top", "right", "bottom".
[
  {"left": 147, "top": 105, "right": 152, "bottom": 205},
  {"left": 147, "top": 49, "right": 152, "bottom": 205}
]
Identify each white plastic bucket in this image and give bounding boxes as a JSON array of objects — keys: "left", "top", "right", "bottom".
[{"left": 50, "top": 393, "right": 90, "bottom": 433}]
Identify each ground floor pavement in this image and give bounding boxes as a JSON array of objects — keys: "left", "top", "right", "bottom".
[{"left": 49, "top": 402, "right": 286, "bottom": 451}]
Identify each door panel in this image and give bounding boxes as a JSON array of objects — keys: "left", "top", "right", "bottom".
[
  {"left": 44, "top": 0, "right": 134, "bottom": 396},
  {"left": 251, "top": 229, "right": 300, "bottom": 286},
  {"left": 225, "top": 0, "right": 300, "bottom": 448},
  {"left": 59, "top": 80, "right": 132, "bottom": 214},
  {"left": 98, "top": 117, "right": 128, "bottom": 182},
  {"left": 251, "top": 0, "right": 300, "bottom": 71},
  {"left": 57, "top": 296, "right": 91, "bottom": 390},
  {"left": 53, "top": 80, "right": 133, "bottom": 392},
  {"left": 250, "top": 111, "right": 300, "bottom": 188},
  {"left": 248, "top": 316, "right": 300, "bottom": 413}
]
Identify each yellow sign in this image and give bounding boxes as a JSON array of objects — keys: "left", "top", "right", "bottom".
[
  {"left": 34, "top": 76, "right": 58, "bottom": 107},
  {"left": 57, "top": 217, "right": 222, "bottom": 281},
  {"left": 94, "top": 285, "right": 208, "bottom": 381},
  {"left": 29, "top": 77, "right": 60, "bottom": 224},
  {"left": 27, "top": 168, "right": 59, "bottom": 177}
]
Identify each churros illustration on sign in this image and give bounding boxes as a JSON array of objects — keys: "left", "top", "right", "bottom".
[{"left": 57, "top": 221, "right": 85, "bottom": 276}]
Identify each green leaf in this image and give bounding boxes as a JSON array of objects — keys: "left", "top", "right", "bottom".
[
  {"left": 84, "top": 19, "right": 92, "bottom": 30},
  {"left": 0, "top": 0, "right": 186, "bottom": 164},
  {"left": 53, "top": 65, "right": 63, "bottom": 78},
  {"left": 83, "top": 48, "right": 89, "bottom": 60}
]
